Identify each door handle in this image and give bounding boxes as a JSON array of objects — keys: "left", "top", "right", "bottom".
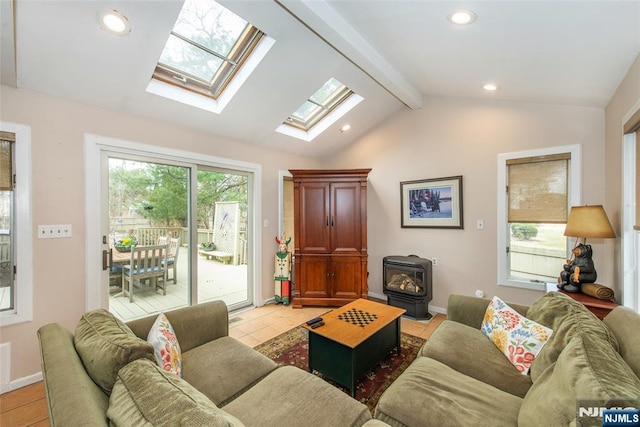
[
  {"left": 326, "top": 216, "right": 329, "bottom": 226},
  {"left": 331, "top": 217, "right": 334, "bottom": 226},
  {"left": 102, "top": 249, "right": 112, "bottom": 271}
]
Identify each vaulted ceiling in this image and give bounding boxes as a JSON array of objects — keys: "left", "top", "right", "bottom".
[{"left": 2, "top": 1, "right": 639, "bottom": 158}]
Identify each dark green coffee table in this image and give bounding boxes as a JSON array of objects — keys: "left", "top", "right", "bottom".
[{"left": 304, "top": 299, "right": 406, "bottom": 396}]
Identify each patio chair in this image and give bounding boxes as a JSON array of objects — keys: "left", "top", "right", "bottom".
[
  {"left": 121, "top": 244, "right": 168, "bottom": 303},
  {"left": 166, "top": 237, "right": 180, "bottom": 284}
]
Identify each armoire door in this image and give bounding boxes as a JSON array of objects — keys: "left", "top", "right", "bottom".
[
  {"left": 298, "top": 182, "right": 330, "bottom": 253},
  {"left": 331, "top": 256, "right": 363, "bottom": 300},
  {"left": 330, "top": 182, "right": 361, "bottom": 253},
  {"left": 299, "top": 255, "right": 331, "bottom": 299}
]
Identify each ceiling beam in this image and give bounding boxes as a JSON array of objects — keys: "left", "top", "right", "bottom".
[{"left": 276, "top": 0, "right": 423, "bottom": 110}]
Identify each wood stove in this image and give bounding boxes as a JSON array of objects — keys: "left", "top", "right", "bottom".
[{"left": 383, "top": 255, "right": 433, "bottom": 319}]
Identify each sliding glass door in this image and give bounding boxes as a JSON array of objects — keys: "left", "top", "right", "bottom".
[
  {"left": 196, "top": 167, "right": 249, "bottom": 306},
  {"left": 104, "top": 154, "right": 252, "bottom": 321}
]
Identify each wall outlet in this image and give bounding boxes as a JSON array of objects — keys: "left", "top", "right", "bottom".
[
  {"left": 37, "top": 224, "right": 72, "bottom": 239},
  {"left": 431, "top": 257, "right": 438, "bottom": 266}
]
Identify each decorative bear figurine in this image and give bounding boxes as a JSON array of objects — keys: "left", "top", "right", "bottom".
[{"left": 557, "top": 243, "right": 597, "bottom": 293}]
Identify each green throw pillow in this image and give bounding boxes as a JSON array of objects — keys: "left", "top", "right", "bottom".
[
  {"left": 74, "top": 309, "right": 155, "bottom": 394},
  {"left": 526, "top": 292, "right": 618, "bottom": 381},
  {"left": 107, "top": 358, "right": 244, "bottom": 427},
  {"left": 518, "top": 333, "right": 640, "bottom": 427}
]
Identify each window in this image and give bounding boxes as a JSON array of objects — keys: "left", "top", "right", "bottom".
[
  {"left": 153, "top": 0, "right": 264, "bottom": 99},
  {"left": 284, "top": 78, "right": 353, "bottom": 131},
  {"left": 147, "top": 0, "right": 274, "bottom": 113},
  {"left": 0, "top": 122, "right": 32, "bottom": 327},
  {"left": 276, "top": 78, "right": 363, "bottom": 142},
  {"left": 0, "top": 132, "right": 14, "bottom": 311},
  {"left": 622, "top": 106, "right": 640, "bottom": 310},
  {"left": 497, "top": 145, "right": 581, "bottom": 291}
]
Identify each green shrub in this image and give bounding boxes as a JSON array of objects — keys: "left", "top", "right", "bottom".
[{"left": 511, "top": 223, "right": 539, "bottom": 240}]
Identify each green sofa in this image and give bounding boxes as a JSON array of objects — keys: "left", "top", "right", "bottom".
[
  {"left": 374, "top": 292, "right": 640, "bottom": 427},
  {"left": 38, "top": 300, "right": 377, "bottom": 427}
]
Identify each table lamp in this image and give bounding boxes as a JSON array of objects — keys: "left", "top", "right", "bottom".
[{"left": 558, "top": 205, "right": 616, "bottom": 293}]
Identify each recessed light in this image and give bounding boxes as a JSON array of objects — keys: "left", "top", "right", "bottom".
[
  {"left": 483, "top": 83, "right": 498, "bottom": 91},
  {"left": 448, "top": 9, "right": 477, "bottom": 25},
  {"left": 98, "top": 9, "right": 131, "bottom": 35},
  {"left": 340, "top": 124, "right": 351, "bottom": 133}
]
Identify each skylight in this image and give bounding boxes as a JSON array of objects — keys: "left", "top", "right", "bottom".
[
  {"left": 284, "top": 78, "right": 354, "bottom": 131},
  {"left": 276, "top": 78, "right": 363, "bottom": 142},
  {"left": 149, "top": 0, "right": 271, "bottom": 109}
]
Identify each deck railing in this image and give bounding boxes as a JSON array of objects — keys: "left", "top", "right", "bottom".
[{"left": 112, "top": 227, "right": 247, "bottom": 265}]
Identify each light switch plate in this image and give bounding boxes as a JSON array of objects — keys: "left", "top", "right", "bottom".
[{"left": 38, "top": 224, "right": 72, "bottom": 239}]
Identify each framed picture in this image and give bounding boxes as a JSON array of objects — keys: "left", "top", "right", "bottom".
[{"left": 400, "top": 175, "right": 463, "bottom": 229}]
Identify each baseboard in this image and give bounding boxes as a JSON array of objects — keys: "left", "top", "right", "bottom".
[
  {"left": 367, "top": 292, "right": 447, "bottom": 315},
  {"left": 0, "top": 371, "right": 42, "bottom": 394}
]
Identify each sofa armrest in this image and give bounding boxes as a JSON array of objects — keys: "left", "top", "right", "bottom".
[
  {"left": 447, "top": 295, "right": 493, "bottom": 328},
  {"left": 38, "top": 323, "right": 109, "bottom": 427},
  {"left": 127, "top": 300, "right": 229, "bottom": 353},
  {"left": 447, "top": 294, "right": 529, "bottom": 329}
]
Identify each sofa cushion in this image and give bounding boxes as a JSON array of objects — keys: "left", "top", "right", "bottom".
[
  {"left": 481, "top": 296, "right": 553, "bottom": 375},
  {"left": 107, "top": 358, "right": 244, "bottom": 427},
  {"left": 603, "top": 306, "right": 640, "bottom": 378},
  {"left": 181, "top": 336, "right": 278, "bottom": 406},
  {"left": 526, "top": 291, "right": 618, "bottom": 381},
  {"left": 147, "top": 313, "right": 182, "bottom": 377},
  {"left": 223, "top": 366, "right": 372, "bottom": 427},
  {"left": 518, "top": 333, "right": 640, "bottom": 427},
  {"left": 374, "top": 357, "right": 523, "bottom": 427},
  {"left": 421, "top": 320, "right": 532, "bottom": 397},
  {"left": 74, "top": 309, "right": 155, "bottom": 394}
]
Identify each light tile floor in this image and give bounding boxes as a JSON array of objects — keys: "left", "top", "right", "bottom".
[{"left": 229, "top": 303, "right": 446, "bottom": 348}]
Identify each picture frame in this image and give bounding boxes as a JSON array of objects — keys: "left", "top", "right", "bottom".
[{"left": 400, "top": 175, "right": 463, "bottom": 229}]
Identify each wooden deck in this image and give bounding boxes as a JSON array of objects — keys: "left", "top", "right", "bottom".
[{"left": 110, "top": 247, "right": 248, "bottom": 322}]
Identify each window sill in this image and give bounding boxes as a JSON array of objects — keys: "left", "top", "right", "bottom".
[
  {"left": 498, "top": 279, "right": 546, "bottom": 292},
  {"left": 0, "top": 311, "right": 32, "bottom": 327}
]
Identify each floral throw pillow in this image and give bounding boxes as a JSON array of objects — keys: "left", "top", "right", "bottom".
[
  {"left": 481, "top": 296, "right": 553, "bottom": 375},
  {"left": 147, "top": 313, "right": 182, "bottom": 377}
]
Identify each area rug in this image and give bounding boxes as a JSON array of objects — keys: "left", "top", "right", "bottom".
[{"left": 254, "top": 326, "right": 425, "bottom": 413}]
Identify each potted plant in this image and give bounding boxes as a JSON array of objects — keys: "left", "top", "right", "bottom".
[
  {"left": 114, "top": 236, "right": 137, "bottom": 252},
  {"left": 201, "top": 242, "right": 215, "bottom": 251}
]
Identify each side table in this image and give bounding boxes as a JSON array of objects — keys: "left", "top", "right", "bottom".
[{"left": 558, "top": 289, "right": 618, "bottom": 320}]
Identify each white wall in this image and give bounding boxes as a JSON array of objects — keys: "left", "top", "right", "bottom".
[
  {"left": 328, "top": 96, "right": 607, "bottom": 310},
  {"left": 0, "top": 86, "right": 320, "bottom": 383}
]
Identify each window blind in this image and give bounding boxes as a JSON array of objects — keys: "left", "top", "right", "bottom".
[
  {"left": 507, "top": 153, "right": 570, "bottom": 224},
  {"left": 0, "top": 131, "right": 15, "bottom": 192}
]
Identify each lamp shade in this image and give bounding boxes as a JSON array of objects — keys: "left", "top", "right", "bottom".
[{"left": 564, "top": 205, "right": 615, "bottom": 238}]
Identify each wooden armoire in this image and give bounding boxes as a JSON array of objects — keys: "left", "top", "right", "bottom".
[{"left": 289, "top": 169, "right": 371, "bottom": 308}]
